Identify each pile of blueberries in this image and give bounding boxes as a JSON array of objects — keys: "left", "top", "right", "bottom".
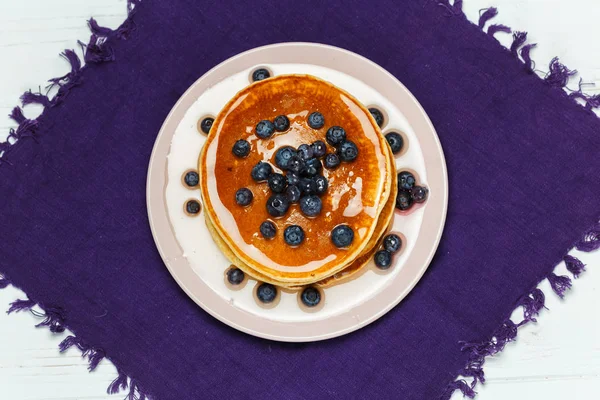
[
  {"left": 231, "top": 111, "right": 359, "bottom": 248},
  {"left": 395, "top": 171, "right": 428, "bottom": 211}
]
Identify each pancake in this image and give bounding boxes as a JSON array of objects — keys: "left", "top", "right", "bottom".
[{"left": 199, "top": 74, "right": 395, "bottom": 285}]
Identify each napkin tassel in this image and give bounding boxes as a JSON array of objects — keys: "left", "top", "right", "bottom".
[
  {"left": 518, "top": 288, "right": 546, "bottom": 323},
  {"left": 576, "top": 222, "right": 600, "bottom": 252},
  {"left": 59, "top": 335, "right": 107, "bottom": 372},
  {"left": 32, "top": 306, "right": 66, "bottom": 334},
  {"left": 7, "top": 298, "right": 36, "bottom": 314},
  {"left": 510, "top": 31, "right": 528, "bottom": 57},
  {"left": 20, "top": 91, "right": 52, "bottom": 108},
  {"left": 442, "top": 320, "right": 520, "bottom": 399},
  {"left": 564, "top": 255, "right": 586, "bottom": 278},
  {"left": 79, "top": 34, "right": 115, "bottom": 64},
  {"left": 437, "top": 0, "right": 464, "bottom": 17},
  {"left": 547, "top": 272, "right": 572, "bottom": 298},
  {"left": 107, "top": 370, "right": 149, "bottom": 400},
  {"left": 544, "top": 57, "right": 577, "bottom": 88},
  {"left": 520, "top": 43, "right": 537, "bottom": 72},
  {"left": 478, "top": 7, "right": 497, "bottom": 29}
]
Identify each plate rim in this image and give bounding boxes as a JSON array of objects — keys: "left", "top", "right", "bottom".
[{"left": 146, "top": 42, "right": 448, "bottom": 342}]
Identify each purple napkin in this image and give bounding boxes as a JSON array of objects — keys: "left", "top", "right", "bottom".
[{"left": 1, "top": 1, "right": 599, "bottom": 399}]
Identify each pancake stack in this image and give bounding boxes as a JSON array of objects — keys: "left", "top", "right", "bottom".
[{"left": 199, "top": 75, "right": 397, "bottom": 288}]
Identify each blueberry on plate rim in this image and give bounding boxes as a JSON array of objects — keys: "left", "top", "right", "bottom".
[
  {"left": 307, "top": 112, "right": 325, "bottom": 129},
  {"left": 260, "top": 221, "right": 277, "bottom": 239},
  {"left": 385, "top": 132, "right": 404, "bottom": 154},
  {"left": 227, "top": 268, "right": 245, "bottom": 285},
  {"left": 235, "top": 188, "right": 253, "bottom": 206},
  {"left": 183, "top": 171, "right": 199, "bottom": 187},
  {"left": 331, "top": 225, "right": 354, "bottom": 248},
  {"left": 368, "top": 107, "right": 384, "bottom": 127},
  {"left": 200, "top": 117, "right": 214, "bottom": 134},
  {"left": 411, "top": 186, "right": 429, "bottom": 203},
  {"left": 397, "top": 171, "right": 416, "bottom": 190},
  {"left": 185, "top": 199, "right": 201, "bottom": 214},
  {"left": 256, "top": 283, "right": 277, "bottom": 303},
  {"left": 374, "top": 250, "right": 392, "bottom": 269},
  {"left": 383, "top": 234, "right": 402, "bottom": 253},
  {"left": 395, "top": 189, "right": 414, "bottom": 211},
  {"left": 301, "top": 287, "right": 321, "bottom": 307},
  {"left": 252, "top": 68, "right": 271, "bottom": 82},
  {"left": 232, "top": 139, "right": 251, "bottom": 158},
  {"left": 284, "top": 225, "right": 305, "bottom": 246}
]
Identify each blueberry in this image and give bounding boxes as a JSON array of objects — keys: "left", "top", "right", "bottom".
[
  {"left": 274, "top": 146, "right": 296, "bottom": 170},
  {"left": 298, "top": 178, "right": 317, "bottom": 195},
  {"left": 268, "top": 173, "right": 287, "bottom": 193},
  {"left": 252, "top": 68, "right": 270, "bottom": 82},
  {"left": 314, "top": 175, "right": 328, "bottom": 196},
  {"left": 256, "top": 283, "right": 277, "bottom": 303},
  {"left": 300, "top": 287, "right": 321, "bottom": 307},
  {"left": 395, "top": 189, "right": 414, "bottom": 211},
  {"left": 397, "top": 171, "right": 416, "bottom": 190},
  {"left": 369, "top": 108, "right": 384, "bottom": 127},
  {"left": 184, "top": 171, "right": 199, "bottom": 187},
  {"left": 186, "top": 200, "right": 201, "bottom": 214},
  {"left": 260, "top": 221, "right": 277, "bottom": 239},
  {"left": 324, "top": 153, "right": 341, "bottom": 169},
  {"left": 266, "top": 194, "right": 290, "bottom": 217},
  {"left": 411, "top": 186, "right": 429, "bottom": 203},
  {"left": 312, "top": 140, "right": 327, "bottom": 158},
  {"left": 331, "top": 225, "right": 354, "bottom": 248},
  {"left": 284, "top": 225, "right": 305, "bottom": 246},
  {"left": 227, "top": 268, "right": 245, "bottom": 285},
  {"left": 299, "top": 195, "right": 322, "bottom": 217},
  {"left": 200, "top": 117, "right": 214, "bottom": 134},
  {"left": 235, "top": 188, "right": 253, "bottom": 206},
  {"left": 285, "top": 185, "right": 301, "bottom": 203},
  {"left": 286, "top": 155, "right": 305, "bottom": 174},
  {"left": 255, "top": 120, "right": 275, "bottom": 139},
  {"left": 374, "top": 250, "right": 392, "bottom": 269},
  {"left": 273, "top": 115, "right": 290, "bottom": 132},
  {"left": 337, "top": 140, "right": 359, "bottom": 162},
  {"left": 383, "top": 234, "right": 402, "bottom": 253},
  {"left": 232, "top": 139, "right": 250, "bottom": 158},
  {"left": 385, "top": 132, "right": 404, "bottom": 154},
  {"left": 297, "top": 144, "right": 314, "bottom": 160},
  {"left": 307, "top": 112, "right": 325, "bottom": 129},
  {"left": 286, "top": 171, "right": 300, "bottom": 186},
  {"left": 302, "top": 158, "right": 322, "bottom": 177},
  {"left": 251, "top": 161, "right": 273, "bottom": 182},
  {"left": 326, "top": 126, "right": 347, "bottom": 147}
]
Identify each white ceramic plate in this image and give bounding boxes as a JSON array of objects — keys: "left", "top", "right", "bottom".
[{"left": 147, "top": 43, "right": 448, "bottom": 342}]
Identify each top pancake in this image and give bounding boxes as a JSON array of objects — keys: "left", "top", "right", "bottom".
[{"left": 199, "top": 74, "right": 393, "bottom": 284}]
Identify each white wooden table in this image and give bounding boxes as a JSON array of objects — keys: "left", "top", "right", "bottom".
[{"left": 1, "top": 1, "right": 599, "bottom": 399}]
